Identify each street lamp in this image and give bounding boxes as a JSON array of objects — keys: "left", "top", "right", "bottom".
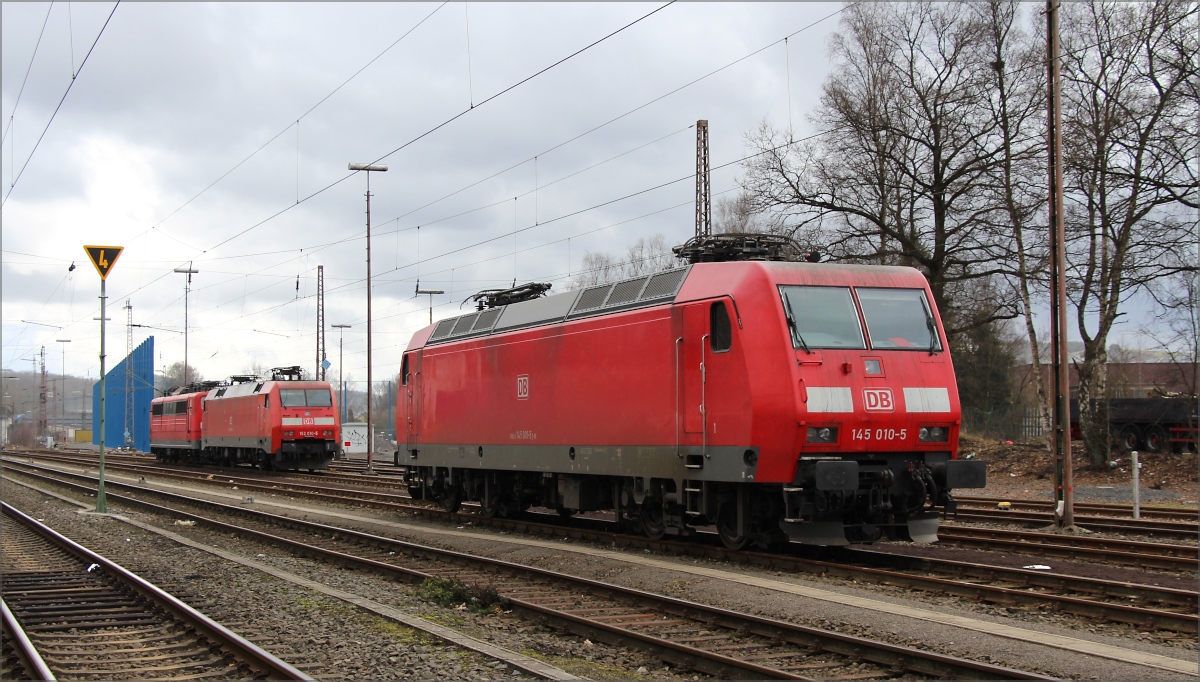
[
  {"left": 331, "top": 323, "right": 351, "bottom": 425},
  {"left": 56, "top": 339, "right": 70, "bottom": 440},
  {"left": 348, "top": 162, "right": 387, "bottom": 473},
  {"left": 415, "top": 287, "right": 444, "bottom": 325},
  {"left": 173, "top": 262, "right": 199, "bottom": 386}
]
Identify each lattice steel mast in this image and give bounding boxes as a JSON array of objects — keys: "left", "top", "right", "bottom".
[{"left": 695, "top": 119, "right": 711, "bottom": 239}]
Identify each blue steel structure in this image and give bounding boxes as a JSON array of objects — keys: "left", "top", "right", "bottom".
[{"left": 93, "top": 336, "right": 154, "bottom": 451}]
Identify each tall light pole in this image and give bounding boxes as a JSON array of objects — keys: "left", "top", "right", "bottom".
[
  {"left": 331, "top": 323, "right": 351, "bottom": 425},
  {"left": 415, "top": 287, "right": 444, "bottom": 325},
  {"left": 348, "top": 162, "right": 387, "bottom": 473},
  {"left": 1046, "top": 0, "right": 1074, "bottom": 531},
  {"left": 56, "top": 339, "right": 70, "bottom": 440},
  {"left": 173, "top": 262, "right": 199, "bottom": 387}
]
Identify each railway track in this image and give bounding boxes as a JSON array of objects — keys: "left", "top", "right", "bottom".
[
  {"left": 934, "top": 525, "right": 1197, "bottom": 573},
  {"left": 0, "top": 501, "right": 310, "bottom": 681},
  {"left": 2, "top": 467, "right": 1052, "bottom": 680},
  {"left": 15, "top": 453, "right": 1195, "bottom": 576},
  {"left": 7, "top": 458, "right": 1197, "bottom": 637},
  {"left": 956, "top": 495, "right": 1198, "bottom": 522},
  {"left": 949, "top": 508, "right": 1198, "bottom": 540}
]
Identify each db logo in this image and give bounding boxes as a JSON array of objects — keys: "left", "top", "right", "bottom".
[
  {"left": 302, "top": 417, "right": 314, "bottom": 425},
  {"left": 516, "top": 375, "right": 530, "bottom": 400},
  {"left": 863, "top": 388, "right": 894, "bottom": 412}
]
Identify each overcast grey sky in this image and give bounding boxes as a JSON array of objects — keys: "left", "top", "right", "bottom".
[
  {"left": 3, "top": 1, "right": 851, "bottom": 385},
  {"left": 5, "top": 2, "right": 1170, "bottom": 390}
]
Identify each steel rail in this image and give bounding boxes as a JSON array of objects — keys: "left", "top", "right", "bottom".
[
  {"left": 950, "top": 509, "right": 1198, "bottom": 540},
  {"left": 1, "top": 597, "right": 56, "bottom": 681},
  {"left": 935, "top": 526, "right": 1198, "bottom": 572},
  {"left": 1, "top": 502, "right": 312, "bottom": 681},
  {"left": 3, "top": 464, "right": 1051, "bottom": 680},
  {"left": 956, "top": 495, "right": 1197, "bottom": 521}
]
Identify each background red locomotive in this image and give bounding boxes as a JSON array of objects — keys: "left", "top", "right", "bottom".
[
  {"left": 150, "top": 366, "right": 340, "bottom": 471},
  {"left": 149, "top": 380, "right": 219, "bottom": 460},
  {"left": 397, "top": 245, "right": 986, "bottom": 548}
]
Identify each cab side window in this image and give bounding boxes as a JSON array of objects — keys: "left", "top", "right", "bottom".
[
  {"left": 152, "top": 403, "right": 163, "bottom": 416},
  {"left": 401, "top": 355, "right": 410, "bottom": 386},
  {"left": 710, "top": 301, "right": 732, "bottom": 352}
]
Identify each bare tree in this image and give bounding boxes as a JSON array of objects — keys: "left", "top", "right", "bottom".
[
  {"left": 570, "top": 234, "right": 681, "bottom": 288},
  {"left": 974, "top": 0, "right": 1055, "bottom": 444},
  {"left": 1146, "top": 267, "right": 1200, "bottom": 397},
  {"left": 1060, "top": 0, "right": 1199, "bottom": 464},
  {"left": 162, "top": 362, "right": 204, "bottom": 392},
  {"left": 741, "top": 2, "right": 1020, "bottom": 336},
  {"left": 714, "top": 193, "right": 767, "bottom": 234},
  {"left": 241, "top": 360, "right": 267, "bottom": 379}
]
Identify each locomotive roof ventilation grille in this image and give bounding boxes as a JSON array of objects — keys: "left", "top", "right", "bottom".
[
  {"left": 566, "top": 266, "right": 689, "bottom": 319},
  {"left": 573, "top": 284, "right": 612, "bottom": 313},
  {"left": 430, "top": 318, "right": 457, "bottom": 341},
  {"left": 472, "top": 307, "right": 503, "bottom": 332},
  {"left": 640, "top": 268, "right": 688, "bottom": 300},
  {"left": 450, "top": 313, "right": 480, "bottom": 337},
  {"left": 605, "top": 277, "right": 646, "bottom": 307}
]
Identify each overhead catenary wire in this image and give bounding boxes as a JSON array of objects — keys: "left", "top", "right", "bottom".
[
  {"left": 196, "top": 2, "right": 675, "bottom": 260},
  {"left": 2, "top": 1, "right": 119, "bottom": 204},
  {"left": 12, "top": 3, "right": 841, "bottom": 368},
  {"left": 1, "top": 1, "right": 55, "bottom": 147},
  {"left": 122, "top": 2, "right": 450, "bottom": 246},
  {"left": 11, "top": 123, "right": 827, "bottom": 366}
]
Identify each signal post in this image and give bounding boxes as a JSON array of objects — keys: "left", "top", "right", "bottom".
[{"left": 84, "top": 245, "right": 123, "bottom": 513}]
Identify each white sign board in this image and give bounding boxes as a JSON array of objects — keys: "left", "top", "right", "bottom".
[{"left": 341, "top": 422, "right": 368, "bottom": 454}]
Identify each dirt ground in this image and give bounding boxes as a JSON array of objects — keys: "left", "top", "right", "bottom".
[{"left": 959, "top": 434, "right": 1200, "bottom": 505}]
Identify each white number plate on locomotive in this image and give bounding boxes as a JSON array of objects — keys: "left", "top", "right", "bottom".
[{"left": 850, "top": 428, "right": 908, "bottom": 441}]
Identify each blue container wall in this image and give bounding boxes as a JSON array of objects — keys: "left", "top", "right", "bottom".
[{"left": 92, "top": 336, "right": 154, "bottom": 450}]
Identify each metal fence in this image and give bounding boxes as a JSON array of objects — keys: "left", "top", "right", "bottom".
[{"left": 92, "top": 336, "right": 155, "bottom": 451}]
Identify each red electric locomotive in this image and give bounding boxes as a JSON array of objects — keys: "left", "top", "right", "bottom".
[
  {"left": 149, "top": 384, "right": 213, "bottom": 461},
  {"left": 150, "top": 367, "right": 340, "bottom": 471},
  {"left": 398, "top": 253, "right": 984, "bottom": 547},
  {"left": 201, "top": 366, "right": 340, "bottom": 471}
]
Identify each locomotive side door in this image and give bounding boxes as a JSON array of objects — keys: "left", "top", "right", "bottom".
[
  {"left": 679, "top": 299, "right": 739, "bottom": 453},
  {"left": 679, "top": 303, "right": 707, "bottom": 440},
  {"left": 403, "top": 351, "right": 422, "bottom": 443}
]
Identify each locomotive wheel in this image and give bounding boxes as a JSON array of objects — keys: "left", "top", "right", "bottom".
[
  {"left": 479, "top": 490, "right": 503, "bottom": 518},
  {"left": 440, "top": 485, "right": 462, "bottom": 513},
  {"left": 716, "top": 502, "right": 750, "bottom": 551},
  {"left": 637, "top": 499, "right": 666, "bottom": 540}
]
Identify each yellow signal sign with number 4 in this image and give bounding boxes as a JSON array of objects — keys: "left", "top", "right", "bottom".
[{"left": 84, "top": 245, "right": 123, "bottom": 280}]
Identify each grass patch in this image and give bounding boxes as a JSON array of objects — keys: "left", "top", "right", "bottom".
[
  {"left": 294, "top": 596, "right": 331, "bottom": 610},
  {"left": 518, "top": 649, "right": 656, "bottom": 681},
  {"left": 415, "top": 576, "right": 510, "bottom": 614},
  {"left": 371, "top": 617, "right": 436, "bottom": 646}
]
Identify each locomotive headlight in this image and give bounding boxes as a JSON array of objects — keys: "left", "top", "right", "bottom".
[
  {"left": 919, "top": 426, "right": 949, "bottom": 442},
  {"left": 807, "top": 427, "right": 838, "bottom": 443},
  {"left": 323, "top": 430, "right": 333, "bottom": 436},
  {"left": 284, "top": 430, "right": 294, "bottom": 437}
]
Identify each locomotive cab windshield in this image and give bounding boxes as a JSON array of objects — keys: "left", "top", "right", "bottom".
[
  {"left": 856, "top": 288, "right": 942, "bottom": 352},
  {"left": 778, "top": 286, "right": 865, "bottom": 349},
  {"left": 279, "top": 388, "right": 334, "bottom": 407}
]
